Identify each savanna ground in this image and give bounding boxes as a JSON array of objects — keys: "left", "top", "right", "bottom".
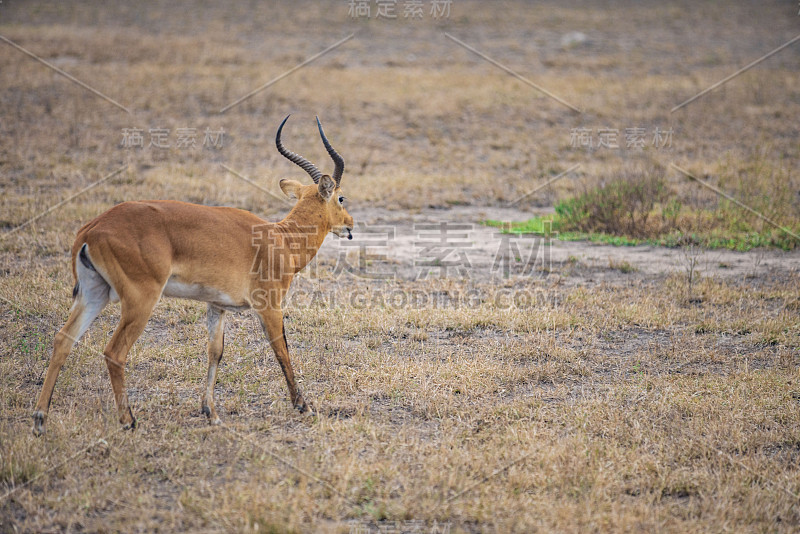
[{"left": 1, "top": 1, "right": 800, "bottom": 532}]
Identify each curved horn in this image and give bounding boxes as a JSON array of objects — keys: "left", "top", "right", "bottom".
[
  {"left": 276, "top": 114, "right": 322, "bottom": 184},
  {"left": 316, "top": 116, "right": 345, "bottom": 186}
]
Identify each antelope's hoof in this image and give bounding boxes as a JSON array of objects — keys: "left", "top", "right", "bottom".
[
  {"left": 296, "top": 398, "right": 315, "bottom": 416},
  {"left": 202, "top": 405, "right": 221, "bottom": 425},
  {"left": 32, "top": 411, "right": 46, "bottom": 437},
  {"left": 121, "top": 410, "right": 137, "bottom": 431}
]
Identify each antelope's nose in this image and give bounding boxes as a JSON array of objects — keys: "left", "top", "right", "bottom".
[{"left": 347, "top": 228, "right": 353, "bottom": 240}]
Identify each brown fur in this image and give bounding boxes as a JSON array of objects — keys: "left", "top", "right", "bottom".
[{"left": 33, "top": 174, "right": 353, "bottom": 434}]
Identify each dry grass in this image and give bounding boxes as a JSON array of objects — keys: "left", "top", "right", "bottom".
[
  {"left": 2, "top": 273, "right": 799, "bottom": 532},
  {"left": 2, "top": 1, "right": 800, "bottom": 532}
]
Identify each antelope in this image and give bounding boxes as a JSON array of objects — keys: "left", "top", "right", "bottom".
[{"left": 32, "top": 115, "right": 354, "bottom": 435}]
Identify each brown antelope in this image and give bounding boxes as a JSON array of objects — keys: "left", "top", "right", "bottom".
[{"left": 32, "top": 115, "right": 354, "bottom": 435}]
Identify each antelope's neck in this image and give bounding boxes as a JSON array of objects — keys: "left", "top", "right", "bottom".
[{"left": 276, "top": 200, "right": 330, "bottom": 273}]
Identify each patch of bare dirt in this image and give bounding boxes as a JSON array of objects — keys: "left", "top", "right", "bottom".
[{"left": 314, "top": 205, "right": 800, "bottom": 284}]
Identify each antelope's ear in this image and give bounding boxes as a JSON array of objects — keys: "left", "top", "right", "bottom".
[
  {"left": 318, "top": 174, "right": 335, "bottom": 201},
  {"left": 280, "top": 179, "right": 304, "bottom": 199}
]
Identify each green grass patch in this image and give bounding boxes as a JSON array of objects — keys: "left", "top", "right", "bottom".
[
  {"left": 486, "top": 172, "right": 799, "bottom": 251},
  {"left": 484, "top": 216, "right": 798, "bottom": 251},
  {"left": 484, "top": 217, "right": 647, "bottom": 246}
]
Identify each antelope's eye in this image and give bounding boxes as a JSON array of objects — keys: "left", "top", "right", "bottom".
[{"left": 338, "top": 196, "right": 345, "bottom": 205}]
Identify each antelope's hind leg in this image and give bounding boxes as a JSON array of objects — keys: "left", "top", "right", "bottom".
[
  {"left": 201, "top": 305, "right": 226, "bottom": 425},
  {"left": 33, "top": 255, "right": 110, "bottom": 435},
  {"left": 102, "top": 286, "right": 161, "bottom": 429}
]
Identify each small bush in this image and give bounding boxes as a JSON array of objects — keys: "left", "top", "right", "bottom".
[
  {"left": 489, "top": 152, "right": 799, "bottom": 251},
  {"left": 555, "top": 170, "right": 670, "bottom": 238}
]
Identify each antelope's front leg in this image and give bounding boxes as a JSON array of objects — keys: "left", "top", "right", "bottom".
[
  {"left": 257, "top": 309, "right": 312, "bottom": 414},
  {"left": 202, "top": 305, "right": 227, "bottom": 425}
]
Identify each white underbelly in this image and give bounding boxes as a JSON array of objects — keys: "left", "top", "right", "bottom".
[{"left": 162, "top": 278, "right": 248, "bottom": 310}]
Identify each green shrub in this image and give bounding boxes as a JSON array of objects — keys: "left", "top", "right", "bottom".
[{"left": 555, "top": 173, "right": 670, "bottom": 237}]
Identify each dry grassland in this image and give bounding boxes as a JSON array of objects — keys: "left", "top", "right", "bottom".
[{"left": 1, "top": 1, "right": 799, "bottom": 532}]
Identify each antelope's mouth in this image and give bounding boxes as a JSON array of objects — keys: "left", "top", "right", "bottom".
[{"left": 333, "top": 226, "right": 353, "bottom": 240}]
